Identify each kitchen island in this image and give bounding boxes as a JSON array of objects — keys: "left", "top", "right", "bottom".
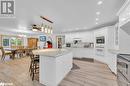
[{"left": 33, "top": 49, "right": 73, "bottom": 86}]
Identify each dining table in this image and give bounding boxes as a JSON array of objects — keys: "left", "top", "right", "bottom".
[
  {"left": 5, "top": 48, "right": 17, "bottom": 59},
  {"left": 5, "top": 48, "right": 33, "bottom": 59}
]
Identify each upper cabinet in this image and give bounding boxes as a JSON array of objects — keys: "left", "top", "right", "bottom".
[
  {"left": 117, "top": 0, "right": 130, "bottom": 35},
  {"left": 117, "top": 0, "right": 130, "bottom": 27},
  {"left": 117, "top": 0, "right": 130, "bottom": 52}
]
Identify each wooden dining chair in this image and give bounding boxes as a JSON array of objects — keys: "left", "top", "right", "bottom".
[
  {"left": 0, "top": 47, "right": 13, "bottom": 60},
  {"left": 25, "top": 49, "right": 31, "bottom": 56},
  {"left": 29, "top": 51, "right": 39, "bottom": 80},
  {"left": 15, "top": 49, "right": 24, "bottom": 58}
]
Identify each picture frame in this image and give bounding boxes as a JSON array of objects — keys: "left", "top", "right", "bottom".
[
  {"left": 2, "top": 37, "right": 10, "bottom": 47},
  {"left": 39, "top": 36, "right": 46, "bottom": 42},
  {"left": 73, "top": 38, "right": 82, "bottom": 44}
]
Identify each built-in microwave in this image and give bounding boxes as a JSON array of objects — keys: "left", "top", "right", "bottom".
[
  {"left": 96, "top": 36, "right": 105, "bottom": 44},
  {"left": 66, "top": 43, "right": 71, "bottom": 47}
]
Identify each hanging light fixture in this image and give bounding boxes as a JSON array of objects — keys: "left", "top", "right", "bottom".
[
  {"left": 40, "top": 16, "right": 53, "bottom": 34},
  {"left": 50, "top": 27, "right": 53, "bottom": 34},
  {"left": 44, "top": 25, "right": 47, "bottom": 33},
  {"left": 32, "top": 24, "right": 53, "bottom": 34},
  {"left": 41, "top": 27, "right": 44, "bottom": 32},
  {"left": 47, "top": 26, "right": 50, "bottom": 34},
  {"left": 32, "top": 18, "right": 53, "bottom": 34},
  {"left": 41, "top": 23, "right": 44, "bottom": 32}
]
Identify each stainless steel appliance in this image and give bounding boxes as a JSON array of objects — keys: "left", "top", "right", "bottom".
[
  {"left": 95, "top": 45, "right": 105, "bottom": 56},
  {"left": 117, "top": 54, "right": 130, "bottom": 86},
  {"left": 66, "top": 43, "right": 71, "bottom": 47},
  {"left": 96, "top": 36, "right": 105, "bottom": 44}
]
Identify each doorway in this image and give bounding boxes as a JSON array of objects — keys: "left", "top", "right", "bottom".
[
  {"left": 56, "top": 36, "right": 65, "bottom": 48},
  {"left": 27, "top": 38, "right": 38, "bottom": 48}
]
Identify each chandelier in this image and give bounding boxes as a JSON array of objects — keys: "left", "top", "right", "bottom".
[
  {"left": 32, "top": 16, "right": 53, "bottom": 34},
  {"left": 32, "top": 24, "right": 53, "bottom": 34}
]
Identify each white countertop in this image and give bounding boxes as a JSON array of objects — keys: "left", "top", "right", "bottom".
[
  {"left": 32, "top": 49, "right": 70, "bottom": 57},
  {"left": 108, "top": 49, "right": 130, "bottom": 54}
]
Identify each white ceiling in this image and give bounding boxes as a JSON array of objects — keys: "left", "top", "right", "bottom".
[{"left": 0, "top": 0, "right": 126, "bottom": 34}]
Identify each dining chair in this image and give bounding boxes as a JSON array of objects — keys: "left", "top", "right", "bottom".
[
  {"left": 25, "top": 49, "right": 31, "bottom": 56},
  {"left": 0, "top": 47, "right": 13, "bottom": 60},
  {"left": 0, "top": 48, "right": 2, "bottom": 60},
  {"left": 15, "top": 49, "right": 24, "bottom": 58},
  {"left": 29, "top": 51, "right": 39, "bottom": 80}
]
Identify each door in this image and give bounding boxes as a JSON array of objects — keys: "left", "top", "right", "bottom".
[
  {"left": 28, "top": 38, "right": 38, "bottom": 48},
  {"left": 56, "top": 36, "right": 65, "bottom": 48},
  {"left": 57, "top": 37, "right": 62, "bottom": 48}
]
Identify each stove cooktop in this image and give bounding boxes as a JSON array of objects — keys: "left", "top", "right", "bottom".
[{"left": 118, "top": 54, "right": 130, "bottom": 62}]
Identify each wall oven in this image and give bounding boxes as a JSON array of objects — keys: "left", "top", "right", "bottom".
[
  {"left": 95, "top": 45, "right": 105, "bottom": 56},
  {"left": 117, "top": 54, "right": 130, "bottom": 86},
  {"left": 96, "top": 36, "right": 105, "bottom": 44}
]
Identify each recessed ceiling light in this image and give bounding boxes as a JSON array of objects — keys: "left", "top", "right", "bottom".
[
  {"left": 96, "top": 22, "right": 98, "bottom": 24},
  {"left": 96, "top": 18, "right": 99, "bottom": 21},
  {"left": 96, "top": 12, "right": 101, "bottom": 15},
  {"left": 97, "top": 1, "right": 103, "bottom": 5}
]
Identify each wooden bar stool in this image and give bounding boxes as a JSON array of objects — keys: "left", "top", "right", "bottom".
[{"left": 29, "top": 51, "right": 39, "bottom": 80}]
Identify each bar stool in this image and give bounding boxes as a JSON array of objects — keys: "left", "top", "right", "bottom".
[{"left": 29, "top": 51, "right": 39, "bottom": 80}]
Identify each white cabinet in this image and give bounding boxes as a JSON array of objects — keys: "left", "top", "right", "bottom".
[
  {"left": 71, "top": 48, "right": 94, "bottom": 58},
  {"left": 117, "top": 0, "right": 130, "bottom": 52},
  {"left": 117, "top": 0, "right": 130, "bottom": 27}
]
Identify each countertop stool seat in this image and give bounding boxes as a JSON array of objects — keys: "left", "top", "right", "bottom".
[
  {"left": 29, "top": 52, "right": 39, "bottom": 80},
  {"left": 15, "top": 49, "right": 24, "bottom": 58}
]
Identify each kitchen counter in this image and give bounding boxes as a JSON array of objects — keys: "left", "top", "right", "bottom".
[
  {"left": 108, "top": 49, "right": 130, "bottom": 54},
  {"left": 34, "top": 49, "right": 73, "bottom": 86},
  {"left": 33, "top": 49, "right": 70, "bottom": 57},
  {"left": 107, "top": 48, "right": 130, "bottom": 74}
]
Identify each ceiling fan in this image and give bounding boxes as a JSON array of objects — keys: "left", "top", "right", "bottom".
[
  {"left": 27, "top": 24, "right": 41, "bottom": 31},
  {"left": 40, "top": 16, "right": 53, "bottom": 23}
]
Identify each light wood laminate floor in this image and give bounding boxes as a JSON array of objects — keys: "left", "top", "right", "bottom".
[{"left": 0, "top": 57, "right": 118, "bottom": 86}]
